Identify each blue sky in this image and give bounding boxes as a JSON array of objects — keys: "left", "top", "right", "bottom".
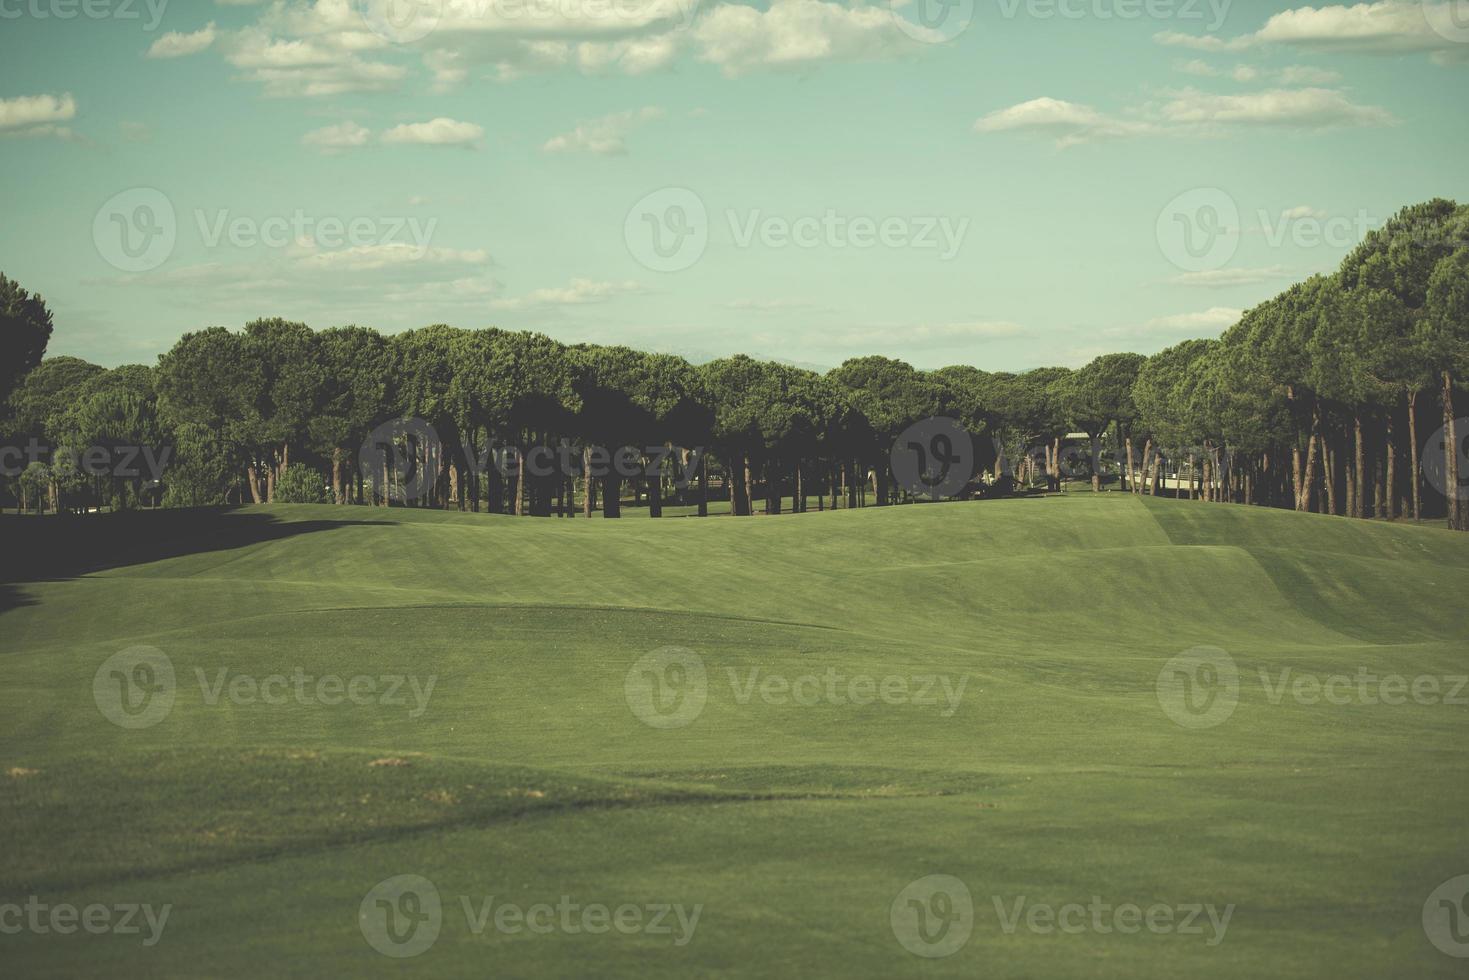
[{"left": 1, "top": 0, "right": 1466, "bottom": 371}]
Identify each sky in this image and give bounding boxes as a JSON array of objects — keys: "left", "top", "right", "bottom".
[{"left": 0, "top": 0, "right": 1466, "bottom": 372}]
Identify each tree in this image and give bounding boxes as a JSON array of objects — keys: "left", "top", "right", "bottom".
[
  {"left": 828, "top": 356, "right": 950, "bottom": 504},
  {"left": 1425, "top": 247, "right": 1469, "bottom": 530},
  {"left": 156, "top": 328, "right": 263, "bottom": 504},
  {"left": 0, "top": 274, "right": 54, "bottom": 404},
  {"left": 1056, "top": 353, "right": 1145, "bottom": 492}
]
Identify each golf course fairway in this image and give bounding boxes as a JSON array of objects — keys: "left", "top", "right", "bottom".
[{"left": 3, "top": 494, "right": 1467, "bottom": 977}]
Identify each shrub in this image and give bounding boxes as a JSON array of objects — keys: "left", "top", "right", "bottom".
[{"left": 274, "top": 463, "right": 328, "bottom": 504}]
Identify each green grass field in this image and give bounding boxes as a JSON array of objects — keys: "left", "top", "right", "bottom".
[{"left": 3, "top": 495, "right": 1468, "bottom": 977}]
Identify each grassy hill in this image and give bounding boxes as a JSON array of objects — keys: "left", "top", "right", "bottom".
[{"left": 3, "top": 495, "right": 1467, "bottom": 977}]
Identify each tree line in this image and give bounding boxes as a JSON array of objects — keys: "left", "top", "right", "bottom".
[{"left": 1, "top": 198, "right": 1465, "bottom": 528}]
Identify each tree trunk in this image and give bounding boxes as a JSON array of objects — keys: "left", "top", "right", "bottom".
[
  {"left": 581, "top": 448, "right": 593, "bottom": 517},
  {"left": 514, "top": 448, "right": 525, "bottom": 516},
  {"left": 647, "top": 451, "right": 663, "bottom": 518},
  {"left": 602, "top": 470, "right": 621, "bottom": 518},
  {"left": 1090, "top": 434, "right": 1102, "bottom": 493},
  {"left": 1354, "top": 414, "right": 1367, "bottom": 520},
  {"left": 1409, "top": 389, "right": 1421, "bottom": 521},
  {"left": 1322, "top": 441, "right": 1336, "bottom": 516},
  {"left": 246, "top": 464, "right": 264, "bottom": 504},
  {"left": 1379, "top": 418, "right": 1391, "bottom": 520},
  {"left": 696, "top": 453, "right": 708, "bottom": 517},
  {"left": 1445, "top": 370, "right": 1463, "bottom": 531}
]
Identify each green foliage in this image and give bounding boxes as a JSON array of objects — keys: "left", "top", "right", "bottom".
[
  {"left": 273, "top": 462, "right": 329, "bottom": 503},
  {"left": 0, "top": 274, "right": 54, "bottom": 403}
]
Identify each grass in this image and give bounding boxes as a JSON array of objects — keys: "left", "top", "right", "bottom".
[{"left": 1, "top": 494, "right": 1467, "bottom": 977}]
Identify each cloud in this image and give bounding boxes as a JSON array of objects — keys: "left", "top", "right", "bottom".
[
  {"left": 1281, "top": 204, "right": 1327, "bottom": 219},
  {"left": 1169, "top": 266, "right": 1293, "bottom": 287},
  {"left": 101, "top": 239, "right": 500, "bottom": 318},
  {"left": 147, "top": 23, "right": 217, "bottom": 59},
  {"left": 542, "top": 106, "right": 664, "bottom": 155},
  {"left": 1156, "top": 2, "right": 1469, "bottom": 64},
  {"left": 975, "top": 86, "right": 1394, "bottom": 147},
  {"left": 1174, "top": 59, "right": 1345, "bottom": 84},
  {"left": 381, "top": 117, "right": 484, "bottom": 147},
  {"left": 1156, "top": 86, "right": 1397, "bottom": 127},
  {"left": 972, "top": 97, "right": 1155, "bottom": 147},
  {"left": 1277, "top": 64, "right": 1344, "bottom": 83},
  {"left": 0, "top": 93, "right": 77, "bottom": 134},
  {"left": 1136, "top": 307, "right": 1244, "bottom": 333},
  {"left": 1154, "top": 30, "right": 1252, "bottom": 51},
  {"left": 692, "top": 0, "right": 916, "bottom": 75},
  {"left": 489, "top": 278, "right": 644, "bottom": 311},
  {"left": 221, "top": 28, "right": 406, "bottom": 97},
  {"left": 302, "top": 120, "right": 373, "bottom": 152}
]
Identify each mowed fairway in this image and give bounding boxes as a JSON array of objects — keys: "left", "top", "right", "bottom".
[{"left": 3, "top": 495, "right": 1468, "bottom": 977}]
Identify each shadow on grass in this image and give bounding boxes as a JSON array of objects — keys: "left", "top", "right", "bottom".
[{"left": 0, "top": 507, "right": 391, "bottom": 614}]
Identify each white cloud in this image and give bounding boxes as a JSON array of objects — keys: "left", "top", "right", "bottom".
[
  {"left": 489, "top": 278, "right": 644, "bottom": 311},
  {"left": 104, "top": 240, "right": 499, "bottom": 317},
  {"left": 543, "top": 106, "right": 664, "bottom": 155},
  {"left": 302, "top": 120, "right": 373, "bottom": 152},
  {"left": 975, "top": 86, "right": 1394, "bottom": 147},
  {"left": 1157, "top": 2, "right": 1469, "bottom": 64},
  {"left": 1281, "top": 204, "right": 1327, "bottom": 219},
  {"left": 0, "top": 93, "right": 77, "bottom": 134},
  {"left": 1138, "top": 307, "right": 1243, "bottom": 333},
  {"left": 381, "top": 117, "right": 484, "bottom": 147},
  {"left": 147, "top": 23, "right": 217, "bottom": 59},
  {"left": 221, "top": 28, "right": 406, "bottom": 97},
  {"left": 1173, "top": 59, "right": 1344, "bottom": 84},
  {"left": 1157, "top": 86, "right": 1396, "bottom": 128},
  {"left": 972, "top": 97, "right": 1155, "bottom": 148},
  {"left": 1170, "top": 266, "right": 1292, "bottom": 287},
  {"left": 1154, "top": 30, "right": 1252, "bottom": 51},
  {"left": 692, "top": 0, "right": 916, "bottom": 76},
  {"left": 1277, "top": 64, "right": 1343, "bottom": 84}
]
